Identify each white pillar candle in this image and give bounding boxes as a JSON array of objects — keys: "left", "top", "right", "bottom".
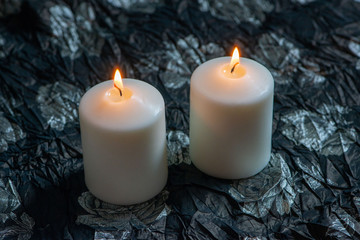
[
  {"left": 79, "top": 70, "right": 167, "bottom": 205},
  {"left": 190, "top": 48, "right": 274, "bottom": 179}
]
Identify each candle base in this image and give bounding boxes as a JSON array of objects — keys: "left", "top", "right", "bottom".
[
  {"left": 191, "top": 153, "right": 271, "bottom": 179},
  {"left": 84, "top": 167, "right": 168, "bottom": 205}
]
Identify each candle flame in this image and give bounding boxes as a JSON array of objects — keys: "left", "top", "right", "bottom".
[
  {"left": 230, "top": 47, "right": 240, "bottom": 70},
  {"left": 114, "top": 69, "right": 124, "bottom": 96}
]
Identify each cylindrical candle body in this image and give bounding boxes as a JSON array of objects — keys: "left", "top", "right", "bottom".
[
  {"left": 190, "top": 57, "right": 274, "bottom": 179},
  {"left": 79, "top": 79, "right": 167, "bottom": 205}
]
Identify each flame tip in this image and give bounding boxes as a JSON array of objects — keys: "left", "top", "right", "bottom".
[
  {"left": 114, "top": 68, "right": 124, "bottom": 91},
  {"left": 230, "top": 46, "right": 240, "bottom": 68}
]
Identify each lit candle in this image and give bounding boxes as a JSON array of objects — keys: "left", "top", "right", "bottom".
[
  {"left": 189, "top": 47, "right": 274, "bottom": 179},
  {"left": 79, "top": 69, "right": 168, "bottom": 205}
]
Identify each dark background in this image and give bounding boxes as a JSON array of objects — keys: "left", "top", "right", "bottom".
[{"left": 0, "top": 0, "right": 359, "bottom": 239}]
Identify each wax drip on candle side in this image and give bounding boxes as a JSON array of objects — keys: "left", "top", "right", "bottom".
[{"left": 222, "top": 47, "right": 246, "bottom": 78}]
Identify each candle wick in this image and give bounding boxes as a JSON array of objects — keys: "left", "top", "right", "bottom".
[
  {"left": 115, "top": 86, "right": 123, "bottom": 97},
  {"left": 231, "top": 62, "right": 239, "bottom": 73}
]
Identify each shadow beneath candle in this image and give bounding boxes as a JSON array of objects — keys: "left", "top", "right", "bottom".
[
  {"left": 14, "top": 170, "right": 93, "bottom": 239},
  {"left": 11, "top": 154, "right": 297, "bottom": 239},
  {"left": 167, "top": 153, "right": 300, "bottom": 219},
  {"left": 75, "top": 186, "right": 170, "bottom": 239},
  {"left": 20, "top": 168, "right": 170, "bottom": 239}
]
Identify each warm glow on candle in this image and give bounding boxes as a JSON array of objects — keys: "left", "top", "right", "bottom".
[
  {"left": 106, "top": 68, "right": 132, "bottom": 102},
  {"left": 230, "top": 47, "right": 240, "bottom": 70},
  {"left": 222, "top": 47, "right": 245, "bottom": 78},
  {"left": 114, "top": 69, "right": 124, "bottom": 96}
]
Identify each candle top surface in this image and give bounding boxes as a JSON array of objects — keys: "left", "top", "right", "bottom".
[
  {"left": 79, "top": 79, "right": 164, "bottom": 131},
  {"left": 191, "top": 57, "right": 274, "bottom": 104}
]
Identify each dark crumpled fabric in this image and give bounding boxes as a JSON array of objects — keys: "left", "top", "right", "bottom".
[{"left": 0, "top": 0, "right": 360, "bottom": 239}]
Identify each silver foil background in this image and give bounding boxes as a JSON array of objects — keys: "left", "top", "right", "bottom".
[{"left": 0, "top": 0, "right": 359, "bottom": 239}]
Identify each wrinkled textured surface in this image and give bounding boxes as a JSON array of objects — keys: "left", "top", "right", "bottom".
[
  {"left": 0, "top": 0, "right": 360, "bottom": 239},
  {"left": 76, "top": 190, "right": 170, "bottom": 238}
]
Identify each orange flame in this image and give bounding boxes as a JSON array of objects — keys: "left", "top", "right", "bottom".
[
  {"left": 230, "top": 47, "right": 240, "bottom": 69},
  {"left": 114, "top": 69, "right": 124, "bottom": 95}
]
